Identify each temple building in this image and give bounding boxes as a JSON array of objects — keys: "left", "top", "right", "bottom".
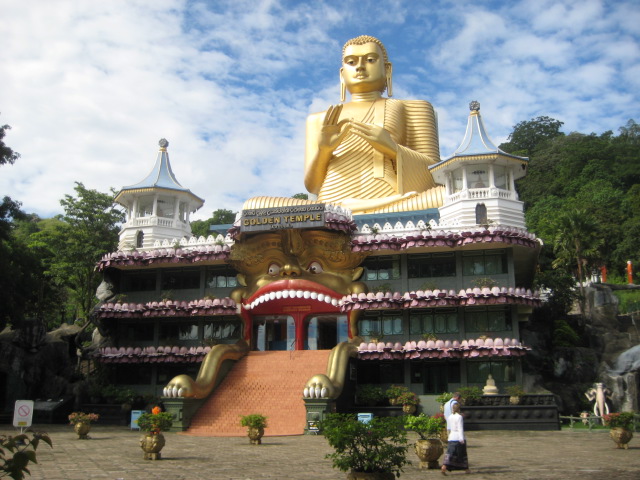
[{"left": 93, "top": 101, "right": 554, "bottom": 434}]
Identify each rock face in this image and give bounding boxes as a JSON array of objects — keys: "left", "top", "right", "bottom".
[
  {"left": 0, "top": 322, "right": 81, "bottom": 411},
  {"left": 522, "top": 284, "right": 639, "bottom": 414}
]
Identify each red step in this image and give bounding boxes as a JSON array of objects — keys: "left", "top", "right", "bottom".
[{"left": 184, "top": 350, "right": 330, "bottom": 437}]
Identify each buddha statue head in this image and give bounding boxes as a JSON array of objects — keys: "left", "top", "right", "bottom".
[{"left": 340, "top": 35, "right": 393, "bottom": 101}]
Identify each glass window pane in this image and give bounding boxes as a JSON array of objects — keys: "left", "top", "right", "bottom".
[{"left": 410, "top": 315, "right": 422, "bottom": 334}]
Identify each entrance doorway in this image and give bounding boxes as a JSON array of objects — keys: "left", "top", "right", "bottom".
[
  {"left": 253, "top": 315, "right": 295, "bottom": 351},
  {"left": 305, "top": 315, "right": 348, "bottom": 350}
]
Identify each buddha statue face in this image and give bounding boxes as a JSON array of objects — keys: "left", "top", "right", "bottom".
[{"left": 341, "top": 42, "right": 388, "bottom": 95}]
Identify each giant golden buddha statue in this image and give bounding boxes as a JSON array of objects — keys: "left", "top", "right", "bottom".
[{"left": 244, "top": 35, "right": 443, "bottom": 214}]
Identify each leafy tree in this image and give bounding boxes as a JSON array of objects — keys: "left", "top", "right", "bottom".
[
  {"left": 37, "top": 183, "right": 123, "bottom": 322},
  {"left": 0, "top": 120, "right": 20, "bottom": 166},
  {"left": 292, "top": 193, "right": 308, "bottom": 200},
  {"left": 499, "top": 116, "right": 564, "bottom": 156},
  {"left": 191, "top": 208, "right": 237, "bottom": 237},
  {"left": 551, "top": 208, "right": 603, "bottom": 312}
]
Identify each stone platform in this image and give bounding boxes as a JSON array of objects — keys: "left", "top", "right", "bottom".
[{"left": 1, "top": 424, "right": 637, "bottom": 479}]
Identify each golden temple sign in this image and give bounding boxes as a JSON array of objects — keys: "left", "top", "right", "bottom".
[{"left": 240, "top": 204, "right": 326, "bottom": 232}]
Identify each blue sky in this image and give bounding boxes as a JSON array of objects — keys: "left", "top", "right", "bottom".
[{"left": 1, "top": 0, "right": 638, "bottom": 220}]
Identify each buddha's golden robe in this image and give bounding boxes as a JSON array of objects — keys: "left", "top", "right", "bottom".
[
  {"left": 312, "top": 98, "right": 441, "bottom": 211},
  {"left": 244, "top": 98, "right": 444, "bottom": 213}
]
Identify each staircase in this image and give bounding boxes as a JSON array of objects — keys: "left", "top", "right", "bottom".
[{"left": 184, "top": 350, "right": 331, "bottom": 436}]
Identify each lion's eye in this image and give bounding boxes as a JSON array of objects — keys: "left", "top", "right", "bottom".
[
  {"left": 268, "top": 263, "right": 281, "bottom": 276},
  {"left": 307, "top": 261, "right": 323, "bottom": 274}
]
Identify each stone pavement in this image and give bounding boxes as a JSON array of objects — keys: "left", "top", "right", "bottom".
[{"left": 1, "top": 424, "right": 638, "bottom": 480}]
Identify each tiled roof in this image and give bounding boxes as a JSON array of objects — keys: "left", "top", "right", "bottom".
[
  {"left": 358, "top": 336, "right": 530, "bottom": 360},
  {"left": 340, "top": 287, "right": 540, "bottom": 312}
]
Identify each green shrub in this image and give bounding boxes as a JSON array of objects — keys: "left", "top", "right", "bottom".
[
  {"left": 321, "top": 414, "right": 409, "bottom": 476},
  {"left": 240, "top": 414, "right": 267, "bottom": 430},
  {"left": 404, "top": 413, "right": 446, "bottom": 440},
  {"left": 0, "top": 430, "right": 52, "bottom": 480},
  {"left": 458, "top": 386, "right": 483, "bottom": 405},
  {"left": 356, "top": 384, "right": 385, "bottom": 405}
]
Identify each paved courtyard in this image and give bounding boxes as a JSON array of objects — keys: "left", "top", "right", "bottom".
[{"left": 1, "top": 424, "right": 638, "bottom": 480}]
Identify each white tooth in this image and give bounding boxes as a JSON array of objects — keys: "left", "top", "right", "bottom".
[
  {"left": 303, "top": 291, "right": 310, "bottom": 299},
  {"left": 275, "top": 291, "right": 282, "bottom": 299},
  {"left": 259, "top": 296, "right": 265, "bottom": 304},
  {"left": 318, "top": 294, "right": 325, "bottom": 302},
  {"left": 325, "top": 296, "right": 332, "bottom": 303},
  {"left": 178, "top": 388, "right": 184, "bottom": 397},
  {"left": 269, "top": 292, "right": 276, "bottom": 300},
  {"left": 282, "top": 291, "right": 289, "bottom": 298},
  {"left": 296, "top": 290, "right": 303, "bottom": 298},
  {"left": 289, "top": 290, "right": 296, "bottom": 297},
  {"left": 310, "top": 292, "right": 318, "bottom": 300},
  {"left": 331, "top": 299, "right": 338, "bottom": 306}
]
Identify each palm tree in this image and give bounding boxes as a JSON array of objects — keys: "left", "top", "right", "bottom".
[{"left": 551, "top": 208, "right": 603, "bottom": 314}]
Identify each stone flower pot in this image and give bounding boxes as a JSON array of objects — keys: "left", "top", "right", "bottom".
[
  {"left": 414, "top": 438, "right": 444, "bottom": 469},
  {"left": 402, "top": 404, "right": 416, "bottom": 414},
  {"left": 610, "top": 427, "right": 633, "bottom": 449},
  {"left": 140, "top": 432, "right": 166, "bottom": 460},
  {"left": 73, "top": 422, "right": 91, "bottom": 439},
  {"left": 248, "top": 427, "right": 264, "bottom": 445}
]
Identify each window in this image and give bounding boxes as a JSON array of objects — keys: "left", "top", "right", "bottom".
[
  {"left": 410, "top": 309, "right": 459, "bottom": 334},
  {"left": 470, "top": 167, "right": 489, "bottom": 189},
  {"left": 452, "top": 168, "right": 464, "bottom": 192},
  {"left": 410, "top": 361, "right": 460, "bottom": 394},
  {"left": 119, "top": 322, "right": 154, "bottom": 343},
  {"left": 467, "top": 360, "right": 516, "bottom": 383},
  {"left": 360, "top": 312, "right": 403, "bottom": 336},
  {"left": 475, "top": 203, "right": 488, "bottom": 225},
  {"left": 462, "top": 250, "right": 507, "bottom": 275},
  {"left": 157, "top": 196, "right": 174, "bottom": 218},
  {"left": 494, "top": 166, "right": 508, "bottom": 190},
  {"left": 206, "top": 266, "right": 238, "bottom": 288},
  {"left": 464, "top": 306, "right": 511, "bottom": 332},
  {"left": 363, "top": 255, "right": 400, "bottom": 281},
  {"left": 137, "top": 195, "right": 154, "bottom": 217},
  {"left": 161, "top": 270, "right": 200, "bottom": 290},
  {"left": 203, "top": 318, "right": 241, "bottom": 341},
  {"left": 159, "top": 321, "right": 199, "bottom": 342},
  {"left": 357, "top": 361, "right": 404, "bottom": 385},
  {"left": 408, "top": 253, "right": 456, "bottom": 278},
  {"left": 136, "top": 231, "right": 144, "bottom": 249},
  {"left": 114, "top": 365, "right": 153, "bottom": 385},
  {"left": 122, "top": 271, "right": 156, "bottom": 292}
]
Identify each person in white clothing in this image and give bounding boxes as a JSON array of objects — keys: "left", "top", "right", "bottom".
[
  {"left": 441, "top": 402, "right": 470, "bottom": 475},
  {"left": 443, "top": 392, "right": 460, "bottom": 431}
]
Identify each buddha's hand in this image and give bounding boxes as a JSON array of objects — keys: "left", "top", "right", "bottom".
[
  {"left": 318, "top": 104, "right": 351, "bottom": 153},
  {"left": 349, "top": 120, "right": 398, "bottom": 158}
]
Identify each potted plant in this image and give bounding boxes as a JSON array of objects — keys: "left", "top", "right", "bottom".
[
  {"left": 404, "top": 413, "right": 446, "bottom": 469},
  {"left": 321, "top": 413, "right": 409, "bottom": 479},
  {"left": 137, "top": 406, "right": 173, "bottom": 459},
  {"left": 68, "top": 412, "right": 99, "bottom": 439},
  {"left": 385, "top": 385, "right": 409, "bottom": 406},
  {"left": 240, "top": 414, "right": 268, "bottom": 445},
  {"left": 458, "top": 386, "right": 482, "bottom": 406},
  {"left": 397, "top": 391, "right": 420, "bottom": 414},
  {"left": 505, "top": 385, "right": 526, "bottom": 405},
  {"left": 603, "top": 412, "right": 636, "bottom": 449},
  {"left": 356, "top": 384, "right": 385, "bottom": 406},
  {"left": 435, "top": 392, "right": 453, "bottom": 412}
]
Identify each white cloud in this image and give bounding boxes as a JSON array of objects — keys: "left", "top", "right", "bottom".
[{"left": 0, "top": 0, "right": 638, "bottom": 221}]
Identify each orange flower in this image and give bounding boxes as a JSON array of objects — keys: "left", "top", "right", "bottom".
[{"left": 152, "top": 406, "right": 162, "bottom": 415}]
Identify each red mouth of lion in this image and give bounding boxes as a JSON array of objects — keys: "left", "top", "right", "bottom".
[{"left": 243, "top": 279, "right": 342, "bottom": 312}]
